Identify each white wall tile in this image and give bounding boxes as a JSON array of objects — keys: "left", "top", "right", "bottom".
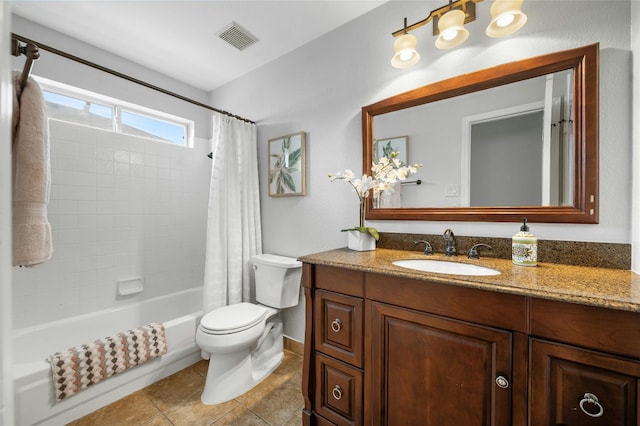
[
  {"left": 55, "top": 169, "right": 79, "bottom": 186},
  {"left": 95, "top": 159, "right": 114, "bottom": 175},
  {"left": 12, "top": 122, "right": 209, "bottom": 329},
  {"left": 96, "top": 146, "right": 114, "bottom": 161},
  {"left": 57, "top": 214, "right": 78, "bottom": 230},
  {"left": 78, "top": 185, "right": 97, "bottom": 201},
  {"left": 114, "top": 150, "right": 130, "bottom": 163},
  {"left": 96, "top": 173, "right": 114, "bottom": 188},
  {"left": 77, "top": 172, "right": 97, "bottom": 187},
  {"left": 58, "top": 156, "right": 79, "bottom": 172}
]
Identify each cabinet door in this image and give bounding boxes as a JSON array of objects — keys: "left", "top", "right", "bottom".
[
  {"left": 368, "top": 302, "right": 513, "bottom": 426},
  {"left": 530, "top": 338, "right": 640, "bottom": 426}
]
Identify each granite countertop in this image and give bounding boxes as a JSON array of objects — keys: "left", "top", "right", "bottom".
[{"left": 298, "top": 248, "right": 640, "bottom": 313}]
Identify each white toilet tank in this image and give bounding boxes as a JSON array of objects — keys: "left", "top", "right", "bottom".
[{"left": 251, "top": 254, "right": 302, "bottom": 309}]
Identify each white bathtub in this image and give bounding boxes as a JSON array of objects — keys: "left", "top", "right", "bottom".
[{"left": 12, "top": 287, "right": 203, "bottom": 426}]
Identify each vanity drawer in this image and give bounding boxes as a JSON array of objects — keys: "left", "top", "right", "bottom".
[
  {"left": 531, "top": 298, "right": 640, "bottom": 359},
  {"left": 314, "top": 290, "right": 364, "bottom": 367},
  {"left": 315, "top": 353, "right": 363, "bottom": 426},
  {"left": 315, "top": 265, "right": 364, "bottom": 297}
]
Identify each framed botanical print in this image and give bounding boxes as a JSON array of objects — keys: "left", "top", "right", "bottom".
[
  {"left": 374, "top": 136, "right": 408, "bottom": 166},
  {"left": 268, "top": 131, "right": 306, "bottom": 197}
]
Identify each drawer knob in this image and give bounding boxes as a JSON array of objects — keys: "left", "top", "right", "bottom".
[
  {"left": 331, "top": 318, "right": 342, "bottom": 332},
  {"left": 579, "top": 392, "right": 604, "bottom": 418},
  {"left": 495, "top": 375, "right": 510, "bottom": 389},
  {"left": 332, "top": 384, "right": 343, "bottom": 400}
]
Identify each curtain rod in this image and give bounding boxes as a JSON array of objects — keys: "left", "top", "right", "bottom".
[
  {"left": 11, "top": 33, "right": 256, "bottom": 124},
  {"left": 11, "top": 38, "right": 39, "bottom": 94}
]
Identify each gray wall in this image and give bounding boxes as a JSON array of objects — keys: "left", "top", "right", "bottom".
[
  {"left": 632, "top": 2, "right": 640, "bottom": 272},
  {"left": 470, "top": 112, "right": 544, "bottom": 206},
  {"left": 210, "top": 1, "right": 633, "bottom": 341},
  {"left": 4, "top": 1, "right": 637, "bottom": 343}
]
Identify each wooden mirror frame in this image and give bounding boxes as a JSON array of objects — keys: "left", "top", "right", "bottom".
[{"left": 362, "top": 43, "right": 599, "bottom": 223}]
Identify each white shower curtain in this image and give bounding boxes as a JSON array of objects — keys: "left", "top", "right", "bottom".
[{"left": 202, "top": 113, "right": 262, "bottom": 315}]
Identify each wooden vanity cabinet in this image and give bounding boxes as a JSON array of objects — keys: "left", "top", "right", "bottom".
[
  {"left": 301, "top": 263, "right": 640, "bottom": 426},
  {"left": 302, "top": 264, "right": 528, "bottom": 425}
]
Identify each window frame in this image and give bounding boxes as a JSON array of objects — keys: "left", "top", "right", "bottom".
[{"left": 36, "top": 76, "right": 195, "bottom": 148}]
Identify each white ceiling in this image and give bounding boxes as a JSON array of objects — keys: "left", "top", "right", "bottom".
[{"left": 11, "top": 0, "right": 386, "bottom": 92}]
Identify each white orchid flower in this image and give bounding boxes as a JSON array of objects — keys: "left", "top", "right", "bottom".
[{"left": 329, "top": 152, "right": 423, "bottom": 234}]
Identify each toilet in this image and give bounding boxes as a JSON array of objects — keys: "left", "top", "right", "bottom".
[{"left": 196, "top": 253, "right": 302, "bottom": 404}]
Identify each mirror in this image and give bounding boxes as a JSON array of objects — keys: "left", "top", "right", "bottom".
[{"left": 363, "top": 44, "right": 599, "bottom": 223}]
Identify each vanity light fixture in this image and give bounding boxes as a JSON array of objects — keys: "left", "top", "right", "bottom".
[
  {"left": 391, "top": 18, "right": 421, "bottom": 69},
  {"left": 391, "top": 0, "right": 527, "bottom": 68}
]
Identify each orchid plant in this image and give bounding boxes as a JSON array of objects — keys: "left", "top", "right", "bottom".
[{"left": 329, "top": 152, "right": 422, "bottom": 241}]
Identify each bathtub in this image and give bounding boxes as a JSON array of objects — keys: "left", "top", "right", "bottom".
[{"left": 12, "top": 287, "right": 203, "bottom": 426}]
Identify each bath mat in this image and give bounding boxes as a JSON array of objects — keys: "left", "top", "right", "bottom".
[{"left": 48, "top": 322, "right": 167, "bottom": 401}]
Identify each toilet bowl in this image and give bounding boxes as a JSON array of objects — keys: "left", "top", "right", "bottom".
[{"left": 196, "top": 253, "right": 302, "bottom": 404}]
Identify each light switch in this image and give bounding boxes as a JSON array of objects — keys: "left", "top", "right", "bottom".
[{"left": 445, "top": 184, "right": 459, "bottom": 197}]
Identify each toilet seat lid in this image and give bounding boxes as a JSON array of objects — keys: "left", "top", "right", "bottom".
[{"left": 200, "top": 303, "right": 267, "bottom": 334}]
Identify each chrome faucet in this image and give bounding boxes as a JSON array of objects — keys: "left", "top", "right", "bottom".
[
  {"left": 443, "top": 229, "right": 456, "bottom": 256},
  {"left": 414, "top": 240, "right": 433, "bottom": 255},
  {"left": 468, "top": 243, "right": 492, "bottom": 259}
]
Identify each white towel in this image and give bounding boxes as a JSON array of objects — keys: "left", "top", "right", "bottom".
[{"left": 12, "top": 71, "right": 52, "bottom": 267}]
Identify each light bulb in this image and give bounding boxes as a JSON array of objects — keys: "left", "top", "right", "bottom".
[
  {"left": 399, "top": 50, "right": 414, "bottom": 61},
  {"left": 442, "top": 28, "right": 458, "bottom": 41},
  {"left": 496, "top": 13, "right": 515, "bottom": 28}
]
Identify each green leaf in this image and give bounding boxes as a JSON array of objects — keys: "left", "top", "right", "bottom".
[
  {"left": 283, "top": 173, "right": 297, "bottom": 191},
  {"left": 340, "top": 226, "right": 380, "bottom": 242},
  {"left": 287, "top": 148, "right": 302, "bottom": 167}
]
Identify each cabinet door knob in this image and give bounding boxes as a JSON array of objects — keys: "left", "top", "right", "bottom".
[
  {"left": 579, "top": 392, "right": 604, "bottom": 418},
  {"left": 331, "top": 318, "right": 342, "bottom": 332},
  {"left": 495, "top": 375, "right": 510, "bottom": 389},
  {"left": 332, "top": 384, "right": 343, "bottom": 400}
]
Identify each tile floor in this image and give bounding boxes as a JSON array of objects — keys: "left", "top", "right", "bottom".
[{"left": 67, "top": 350, "right": 304, "bottom": 426}]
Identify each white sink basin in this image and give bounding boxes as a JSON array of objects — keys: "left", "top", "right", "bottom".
[{"left": 392, "top": 259, "right": 500, "bottom": 276}]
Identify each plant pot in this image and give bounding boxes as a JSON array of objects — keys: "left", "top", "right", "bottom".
[{"left": 347, "top": 230, "right": 376, "bottom": 251}]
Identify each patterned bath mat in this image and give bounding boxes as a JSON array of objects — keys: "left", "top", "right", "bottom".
[{"left": 48, "top": 322, "right": 167, "bottom": 401}]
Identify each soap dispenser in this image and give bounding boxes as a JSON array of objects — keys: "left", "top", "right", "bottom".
[{"left": 512, "top": 218, "right": 537, "bottom": 266}]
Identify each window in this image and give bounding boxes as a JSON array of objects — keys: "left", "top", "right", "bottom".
[
  {"left": 37, "top": 77, "right": 194, "bottom": 147},
  {"left": 120, "top": 110, "right": 187, "bottom": 146},
  {"left": 43, "top": 91, "right": 114, "bottom": 131}
]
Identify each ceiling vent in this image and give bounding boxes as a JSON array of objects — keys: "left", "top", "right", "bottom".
[{"left": 218, "top": 21, "right": 258, "bottom": 51}]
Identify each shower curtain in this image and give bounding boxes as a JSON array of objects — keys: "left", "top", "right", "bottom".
[{"left": 202, "top": 113, "right": 262, "bottom": 315}]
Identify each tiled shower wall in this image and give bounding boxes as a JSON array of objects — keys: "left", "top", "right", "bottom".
[{"left": 12, "top": 119, "right": 210, "bottom": 329}]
